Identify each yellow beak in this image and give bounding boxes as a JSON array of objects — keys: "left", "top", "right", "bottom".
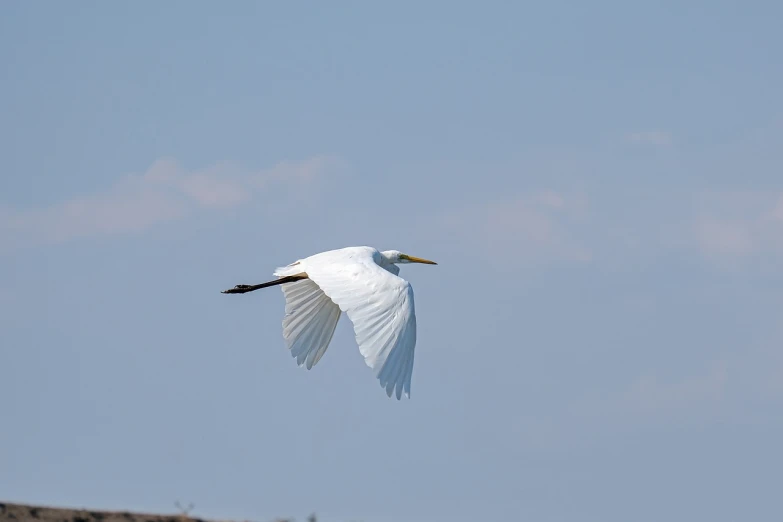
[{"left": 402, "top": 254, "right": 438, "bottom": 265}]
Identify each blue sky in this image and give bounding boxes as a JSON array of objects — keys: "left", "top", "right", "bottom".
[{"left": 1, "top": 2, "right": 782, "bottom": 521}]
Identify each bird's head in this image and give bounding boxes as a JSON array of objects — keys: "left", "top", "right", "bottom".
[{"left": 381, "top": 250, "right": 438, "bottom": 265}]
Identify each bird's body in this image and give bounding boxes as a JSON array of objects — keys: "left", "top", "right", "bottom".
[{"left": 222, "top": 246, "right": 437, "bottom": 399}]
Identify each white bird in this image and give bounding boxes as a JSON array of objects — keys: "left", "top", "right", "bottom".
[{"left": 222, "top": 246, "right": 437, "bottom": 399}]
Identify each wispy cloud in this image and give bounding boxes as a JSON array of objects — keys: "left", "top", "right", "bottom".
[
  {"left": 623, "top": 360, "right": 728, "bottom": 414},
  {"left": 521, "top": 342, "right": 783, "bottom": 450},
  {"left": 690, "top": 191, "right": 783, "bottom": 263},
  {"left": 693, "top": 219, "right": 756, "bottom": 257},
  {"left": 0, "top": 155, "right": 339, "bottom": 251},
  {"left": 436, "top": 191, "right": 591, "bottom": 266},
  {"left": 626, "top": 130, "right": 673, "bottom": 146},
  {"left": 435, "top": 186, "right": 783, "bottom": 271},
  {"left": 509, "top": 358, "right": 733, "bottom": 451}
]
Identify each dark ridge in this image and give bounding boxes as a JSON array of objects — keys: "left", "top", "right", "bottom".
[{"left": 0, "top": 503, "right": 218, "bottom": 522}]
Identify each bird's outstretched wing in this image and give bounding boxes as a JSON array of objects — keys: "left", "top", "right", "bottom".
[
  {"left": 302, "top": 248, "right": 416, "bottom": 399},
  {"left": 279, "top": 278, "right": 342, "bottom": 370}
]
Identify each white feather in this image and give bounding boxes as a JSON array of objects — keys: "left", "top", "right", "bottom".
[
  {"left": 280, "top": 278, "right": 341, "bottom": 370},
  {"left": 275, "top": 246, "right": 418, "bottom": 399}
]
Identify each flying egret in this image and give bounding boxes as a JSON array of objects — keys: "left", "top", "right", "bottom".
[{"left": 222, "top": 246, "right": 437, "bottom": 399}]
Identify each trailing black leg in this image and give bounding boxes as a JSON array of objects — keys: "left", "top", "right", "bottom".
[{"left": 221, "top": 274, "right": 308, "bottom": 294}]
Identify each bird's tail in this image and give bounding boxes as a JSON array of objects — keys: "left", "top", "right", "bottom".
[{"left": 273, "top": 261, "right": 304, "bottom": 278}]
